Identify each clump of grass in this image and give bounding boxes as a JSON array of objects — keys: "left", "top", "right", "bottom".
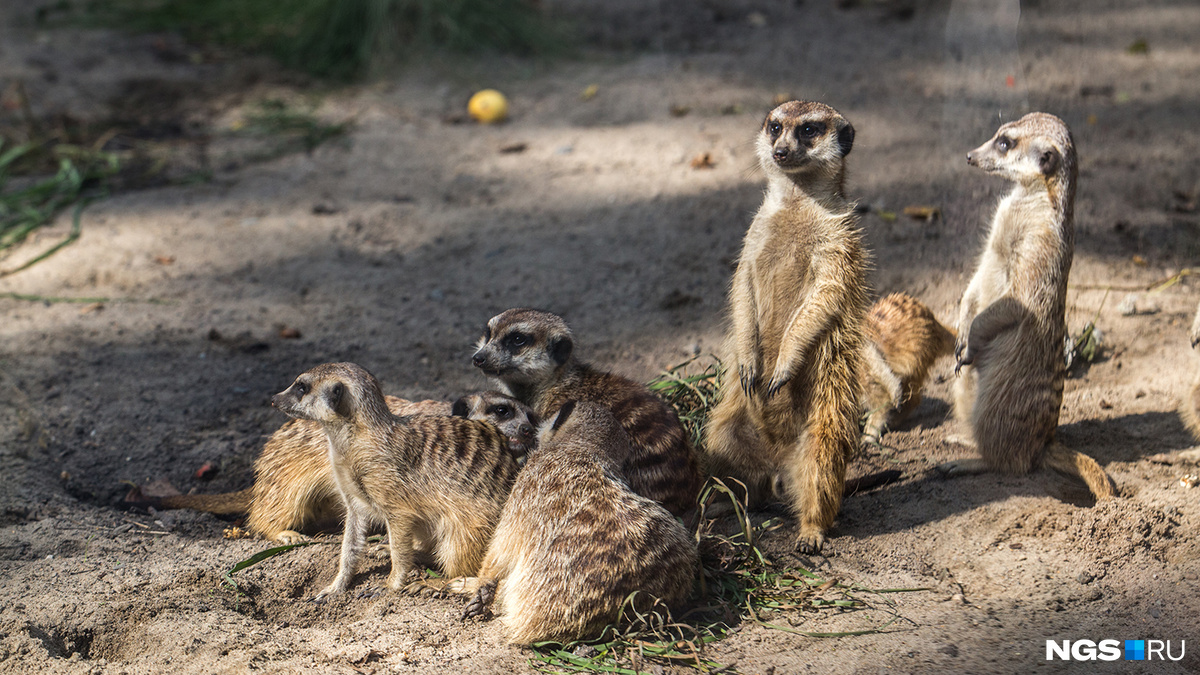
[
  {"left": 72, "top": 0, "right": 567, "bottom": 79},
  {"left": 646, "top": 355, "right": 722, "bottom": 449},
  {"left": 0, "top": 142, "right": 118, "bottom": 276}
]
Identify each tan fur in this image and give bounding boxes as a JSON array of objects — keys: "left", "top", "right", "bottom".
[
  {"left": 704, "top": 100, "right": 869, "bottom": 553},
  {"left": 1182, "top": 300, "right": 1200, "bottom": 442},
  {"left": 472, "top": 309, "right": 703, "bottom": 522},
  {"left": 449, "top": 401, "right": 697, "bottom": 645},
  {"left": 271, "top": 363, "right": 521, "bottom": 598},
  {"left": 156, "top": 392, "right": 536, "bottom": 544},
  {"left": 944, "top": 112, "right": 1115, "bottom": 500},
  {"left": 860, "top": 293, "right": 956, "bottom": 445}
]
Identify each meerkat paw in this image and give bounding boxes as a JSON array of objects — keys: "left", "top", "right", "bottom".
[
  {"left": 386, "top": 568, "right": 416, "bottom": 592},
  {"left": 445, "top": 575, "right": 485, "bottom": 596},
  {"left": 937, "top": 458, "right": 989, "bottom": 478},
  {"left": 764, "top": 371, "right": 792, "bottom": 399},
  {"left": 273, "top": 530, "right": 309, "bottom": 545},
  {"left": 794, "top": 529, "right": 826, "bottom": 555},
  {"left": 739, "top": 364, "right": 759, "bottom": 396},
  {"left": 312, "top": 580, "right": 347, "bottom": 602},
  {"left": 461, "top": 580, "right": 497, "bottom": 621}
]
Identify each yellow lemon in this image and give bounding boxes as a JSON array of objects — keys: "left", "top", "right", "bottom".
[{"left": 468, "top": 89, "right": 509, "bottom": 124}]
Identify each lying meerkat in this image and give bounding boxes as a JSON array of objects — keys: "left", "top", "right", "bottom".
[
  {"left": 860, "top": 292, "right": 956, "bottom": 447},
  {"left": 450, "top": 401, "right": 697, "bottom": 645},
  {"left": 472, "top": 308, "right": 703, "bottom": 522},
  {"left": 942, "top": 112, "right": 1115, "bottom": 499},
  {"left": 704, "top": 100, "right": 868, "bottom": 554},
  {"left": 271, "top": 363, "right": 521, "bottom": 598},
  {"left": 142, "top": 391, "right": 536, "bottom": 544}
]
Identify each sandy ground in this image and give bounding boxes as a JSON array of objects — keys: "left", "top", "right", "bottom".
[{"left": 2, "top": 0, "right": 1199, "bottom": 672}]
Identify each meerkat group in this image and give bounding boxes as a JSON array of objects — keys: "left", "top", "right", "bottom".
[{"left": 143, "top": 100, "right": 1176, "bottom": 646}]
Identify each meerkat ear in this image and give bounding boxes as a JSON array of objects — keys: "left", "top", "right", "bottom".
[
  {"left": 837, "top": 122, "right": 855, "bottom": 156},
  {"left": 327, "top": 381, "right": 351, "bottom": 417},
  {"left": 450, "top": 397, "right": 470, "bottom": 418},
  {"left": 1038, "top": 147, "right": 1060, "bottom": 176},
  {"left": 549, "top": 335, "right": 573, "bottom": 365},
  {"left": 551, "top": 400, "right": 577, "bottom": 431}
]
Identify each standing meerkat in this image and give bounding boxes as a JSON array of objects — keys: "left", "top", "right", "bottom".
[
  {"left": 449, "top": 401, "right": 697, "bottom": 645},
  {"left": 271, "top": 363, "right": 521, "bottom": 598},
  {"left": 942, "top": 112, "right": 1115, "bottom": 500},
  {"left": 143, "top": 392, "right": 537, "bottom": 544},
  {"left": 704, "top": 100, "right": 869, "bottom": 554},
  {"left": 860, "top": 292, "right": 956, "bottom": 446},
  {"left": 1179, "top": 301, "right": 1200, "bottom": 451},
  {"left": 472, "top": 309, "right": 703, "bottom": 521}
]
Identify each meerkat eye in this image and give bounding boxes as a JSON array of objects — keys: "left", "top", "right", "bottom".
[
  {"left": 508, "top": 333, "right": 528, "bottom": 349},
  {"left": 490, "top": 405, "right": 513, "bottom": 419},
  {"left": 768, "top": 121, "right": 782, "bottom": 137},
  {"left": 996, "top": 136, "right": 1013, "bottom": 152},
  {"left": 798, "top": 122, "right": 822, "bottom": 139},
  {"left": 295, "top": 381, "right": 309, "bottom": 396}
]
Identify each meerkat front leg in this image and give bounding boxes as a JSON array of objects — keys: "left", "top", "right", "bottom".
[
  {"left": 315, "top": 496, "right": 369, "bottom": 600},
  {"left": 959, "top": 296, "right": 1025, "bottom": 368},
  {"left": 730, "top": 266, "right": 762, "bottom": 395},
  {"left": 384, "top": 516, "right": 417, "bottom": 591},
  {"left": 765, "top": 279, "right": 842, "bottom": 397}
]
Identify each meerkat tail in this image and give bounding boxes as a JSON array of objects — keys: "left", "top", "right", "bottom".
[
  {"left": 157, "top": 488, "right": 253, "bottom": 515},
  {"left": 1043, "top": 442, "right": 1115, "bottom": 500}
]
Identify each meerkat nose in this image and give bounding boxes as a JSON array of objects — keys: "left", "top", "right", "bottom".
[
  {"left": 471, "top": 352, "right": 487, "bottom": 367},
  {"left": 966, "top": 152, "right": 974, "bottom": 164},
  {"left": 773, "top": 147, "right": 789, "bottom": 161},
  {"left": 518, "top": 423, "right": 534, "bottom": 440}
]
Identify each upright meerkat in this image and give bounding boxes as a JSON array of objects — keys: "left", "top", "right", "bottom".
[
  {"left": 272, "top": 363, "right": 521, "bottom": 598},
  {"left": 704, "top": 100, "right": 868, "bottom": 553},
  {"left": 1179, "top": 301, "right": 1200, "bottom": 448},
  {"left": 146, "top": 392, "right": 537, "bottom": 544},
  {"left": 472, "top": 309, "right": 703, "bottom": 521},
  {"left": 942, "top": 112, "right": 1114, "bottom": 499},
  {"left": 860, "top": 292, "right": 956, "bottom": 446},
  {"left": 450, "top": 401, "right": 697, "bottom": 645}
]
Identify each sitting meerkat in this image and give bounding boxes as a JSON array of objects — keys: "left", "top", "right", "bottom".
[
  {"left": 472, "top": 308, "right": 703, "bottom": 522},
  {"left": 449, "top": 401, "right": 697, "bottom": 645},
  {"left": 704, "top": 100, "right": 868, "bottom": 554},
  {"left": 942, "top": 112, "right": 1115, "bottom": 500},
  {"left": 860, "top": 292, "right": 956, "bottom": 447},
  {"left": 144, "top": 391, "right": 537, "bottom": 544},
  {"left": 271, "top": 363, "right": 521, "bottom": 598}
]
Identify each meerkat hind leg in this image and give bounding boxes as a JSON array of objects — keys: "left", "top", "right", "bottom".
[{"left": 384, "top": 517, "right": 417, "bottom": 591}]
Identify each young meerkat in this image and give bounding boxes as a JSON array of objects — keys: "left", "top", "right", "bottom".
[
  {"left": 942, "top": 112, "right": 1115, "bottom": 499},
  {"left": 146, "top": 392, "right": 537, "bottom": 544},
  {"left": 449, "top": 401, "right": 697, "bottom": 645},
  {"left": 472, "top": 308, "right": 703, "bottom": 521},
  {"left": 704, "top": 100, "right": 869, "bottom": 554},
  {"left": 859, "top": 292, "right": 956, "bottom": 446},
  {"left": 271, "top": 363, "right": 521, "bottom": 599}
]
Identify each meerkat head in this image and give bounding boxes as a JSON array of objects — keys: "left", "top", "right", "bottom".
[
  {"left": 471, "top": 309, "right": 574, "bottom": 393},
  {"left": 271, "top": 362, "right": 387, "bottom": 425},
  {"left": 967, "top": 112, "right": 1076, "bottom": 187},
  {"left": 451, "top": 391, "right": 540, "bottom": 458},
  {"left": 757, "top": 100, "right": 855, "bottom": 185}
]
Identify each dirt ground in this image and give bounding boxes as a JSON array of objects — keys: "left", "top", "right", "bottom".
[{"left": 1, "top": 0, "right": 1199, "bottom": 672}]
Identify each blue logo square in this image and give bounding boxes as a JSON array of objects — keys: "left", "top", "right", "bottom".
[{"left": 1125, "top": 640, "right": 1145, "bottom": 661}]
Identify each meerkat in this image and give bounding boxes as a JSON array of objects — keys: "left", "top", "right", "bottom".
[
  {"left": 472, "top": 308, "right": 703, "bottom": 521},
  {"left": 449, "top": 401, "right": 697, "bottom": 645},
  {"left": 1178, "top": 301, "right": 1200, "bottom": 457},
  {"left": 859, "top": 292, "right": 957, "bottom": 446},
  {"left": 703, "top": 100, "right": 868, "bottom": 554},
  {"left": 271, "top": 363, "right": 522, "bottom": 598},
  {"left": 146, "top": 392, "right": 537, "bottom": 544},
  {"left": 941, "top": 112, "right": 1115, "bottom": 500}
]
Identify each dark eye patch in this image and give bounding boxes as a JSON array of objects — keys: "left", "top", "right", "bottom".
[
  {"left": 504, "top": 332, "right": 530, "bottom": 351},
  {"left": 996, "top": 135, "right": 1014, "bottom": 152},
  {"left": 798, "top": 122, "right": 825, "bottom": 139},
  {"left": 488, "top": 404, "right": 513, "bottom": 420},
  {"left": 767, "top": 121, "right": 783, "bottom": 139}
]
